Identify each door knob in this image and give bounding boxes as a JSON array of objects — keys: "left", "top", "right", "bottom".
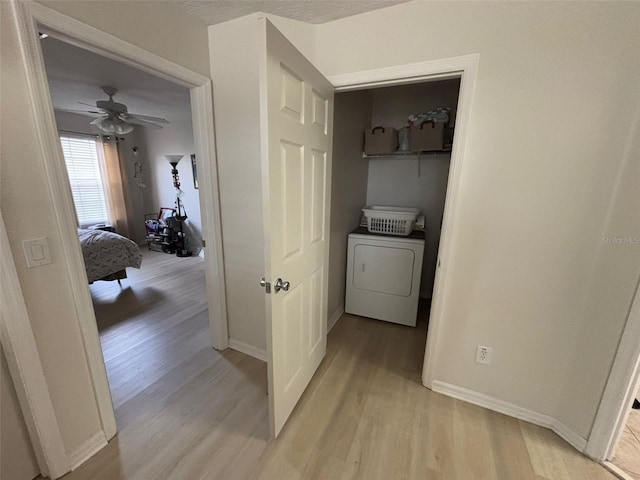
[{"left": 274, "top": 278, "right": 290, "bottom": 293}]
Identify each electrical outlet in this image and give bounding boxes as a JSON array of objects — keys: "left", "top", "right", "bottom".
[{"left": 476, "top": 345, "right": 492, "bottom": 365}]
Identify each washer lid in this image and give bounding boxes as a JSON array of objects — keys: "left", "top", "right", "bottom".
[{"left": 348, "top": 232, "right": 425, "bottom": 246}]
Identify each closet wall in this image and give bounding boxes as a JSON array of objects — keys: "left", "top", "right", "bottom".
[
  {"left": 327, "top": 90, "right": 372, "bottom": 323},
  {"left": 366, "top": 80, "right": 460, "bottom": 296}
]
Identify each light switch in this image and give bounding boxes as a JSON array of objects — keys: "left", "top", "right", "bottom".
[
  {"left": 22, "top": 237, "right": 52, "bottom": 268},
  {"left": 32, "top": 244, "right": 45, "bottom": 261}
]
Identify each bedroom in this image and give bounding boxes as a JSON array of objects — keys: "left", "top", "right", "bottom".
[{"left": 40, "top": 35, "right": 215, "bottom": 421}]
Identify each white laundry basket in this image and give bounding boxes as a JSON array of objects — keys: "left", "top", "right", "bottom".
[{"left": 362, "top": 206, "right": 421, "bottom": 236}]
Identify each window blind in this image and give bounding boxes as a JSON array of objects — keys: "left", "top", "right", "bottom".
[{"left": 60, "top": 135, "right": 110, "bottom": 227}]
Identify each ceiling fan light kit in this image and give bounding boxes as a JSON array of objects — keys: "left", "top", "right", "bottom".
[
  {"left": 92, "top": 116, "right": 134, "bottom": 135},
  {"left": 63, "top": 86, "right": 170, "bottom": 135}
]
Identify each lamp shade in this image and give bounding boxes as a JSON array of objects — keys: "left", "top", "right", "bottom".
[
  {"left": 95, "top": 117, "right": 134, "bottom": 135},
  {"left": 165, "top": 155, "right": 184, "bottom": 166}
]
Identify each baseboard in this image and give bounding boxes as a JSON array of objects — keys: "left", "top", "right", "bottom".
[
  {"left": 602, "top": 461, "right": 633, "bottom": 480},
  {"left": 328, "top": 305, "right": 344, "bottom": 333},
  {"left": 552, "top": 418, "right": 588, "bottom": 452},
  {"left": 69, "top": 431, "right": 107, "bottom": 470},
  {"left": 431, "top": 381, "right": 587, "bottom": 452},
  {"left": 228, "top": 339, "right": 267, "bottom": 362}
]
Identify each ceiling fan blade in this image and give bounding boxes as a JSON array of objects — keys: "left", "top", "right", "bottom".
[
  {"left": 122, "top": 117, "right": 164, "bottom": 129},
  {"left": 78, "top": 101, "right": 101, "bottom": 108},
  {"left": 123, "top": 113, "right": 170, "bottom": 124},
  {"left": 57, "top": 109, "right": 106, "bottom": 118},
  {"left": 89, "top": 117, "right": 108, "bottom": 126}
]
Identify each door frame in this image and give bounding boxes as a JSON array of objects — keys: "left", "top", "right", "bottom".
[
  {"left": 1, "top": 211, "right": 70, "bottom": 479},
  {"left": 10, "top": 0, "right": 228, "bottom": 453},
  {"left": 585, "top": 278, "right": 640, "bottom": 461},
  {"left": 327, "top": 54, "right": 479, "bottom": 388}
]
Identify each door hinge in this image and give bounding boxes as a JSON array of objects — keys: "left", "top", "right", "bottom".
[
  {"left": 202, "top": 239, "right": 206, "bottom": 248},
  {"left": 260, "top": 277, "right": 271, "bottom": 294}
]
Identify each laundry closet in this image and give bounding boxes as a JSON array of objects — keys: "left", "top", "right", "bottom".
[{"left": 327, "top": 78, "right": 461, "bottom": 329}]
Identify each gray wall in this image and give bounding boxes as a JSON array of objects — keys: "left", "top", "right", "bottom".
[
  {"left": 136, "top": 113, "right": 203, "bottom": 253},
  {"left": 327, "top": 90, "right": 372, "bottom": 322}
]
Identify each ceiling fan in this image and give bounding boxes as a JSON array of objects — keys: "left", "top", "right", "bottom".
[{"left": 61, "top": 86, "right": 169, "bottom": 135}]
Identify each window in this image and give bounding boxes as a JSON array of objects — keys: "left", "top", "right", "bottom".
[{"left": 60, "top": 135, "right": 110, "bottom": 227}]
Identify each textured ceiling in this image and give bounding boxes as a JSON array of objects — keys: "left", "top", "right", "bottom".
[
  {"left": 181, "top": 0, "right": 410, "bottom": 26},
  {"left": 41, "top": 37, "right": 191, "bottom": 124}
]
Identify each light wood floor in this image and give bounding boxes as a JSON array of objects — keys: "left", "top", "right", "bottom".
[
  {"left": 612, "top": 394, "right": 640, "bottom": 479},
  {"left": 55, "top": 250, "right": 615, "bottom": 480}
]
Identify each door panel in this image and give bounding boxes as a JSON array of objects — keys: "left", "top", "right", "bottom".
[
  {"left": 308, "top": 266, "right": 324, "bottom": 352},
  {"left": 282, "top": 284, "right": 304, "bottom": 390},
  {"left": 280, "top": 141, "right": 304, "bottom": 260},
  {"left": 310, "top": 150, "right": 326, "bottom": 244},
  {"left": 280, "top": 65, "right": 305, "bottom": 123},
  {"left": 262, "top": 19, "right": 334, "bottom": 437}
]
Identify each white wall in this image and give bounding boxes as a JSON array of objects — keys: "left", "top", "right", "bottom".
[
  {"left": 2, "top": 0, "right": 212, "bottom": 462},
  {"left": 328, "top": 90, "right": 372, "bottom": 320},
  {"left": 38, "top": 0, "right": 210, "bottom": 78},
  {"left": 136, "top": 115, "right": 203, "bottom": 252},
  {"left": 1, "top": 346, "right": 39, "bottom": 480},
  {"left": 209, "top": 15, "right": 268, "bottom": 352},
  {"left": 365, "top": 81, "right": 459, "bottom": 297},
  {"left": 313, "top": 1, "right": 640, "bottom": 439},
  {"left": 558, "top": 105, "right": 640, "bottom": 434}
]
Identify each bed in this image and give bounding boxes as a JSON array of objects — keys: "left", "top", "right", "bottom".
[{"left": 78, "top": 228, "right": 142, "bottom": 284}]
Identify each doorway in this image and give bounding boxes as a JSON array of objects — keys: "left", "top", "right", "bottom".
[
  {"left": 325, "top": 57, "right": 478, "bottom": 387},
  {"left": 13, "top": 0, "right": 228, "bottom": 451},
  {"left": 329, "top": 77, "right": 462, "bottom": 375},
  {"left": 39, "top": 32, "right": 218, "bottom": 422}
]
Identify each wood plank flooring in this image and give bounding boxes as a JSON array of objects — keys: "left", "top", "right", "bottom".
[
  {"left": 612, "top": 395, "right": 640, "bottom": 479},
  {"left": 56, "top": 251, "right": 615, "bottom": 480}
]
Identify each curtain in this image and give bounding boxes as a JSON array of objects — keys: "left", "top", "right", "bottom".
[{"left": 99, "top": 136, "right": 132, "bottom": 238}]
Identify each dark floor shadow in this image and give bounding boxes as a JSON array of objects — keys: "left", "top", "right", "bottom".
[{"left": 92, "top": 286, "right": 166, "bottom": 329}]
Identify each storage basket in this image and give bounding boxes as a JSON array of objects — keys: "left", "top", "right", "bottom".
[
  {"left": 364, "top": 126, "right": 398, "bottom": 155},
  {"left": 362, "top": 206, "right": 421, "bottom": 236},
  {"left": 408, "top": 121, "right": 445, "bottom": 152}
]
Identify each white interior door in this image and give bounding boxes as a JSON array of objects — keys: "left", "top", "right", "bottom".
[{"left": 260, "top": 19, "right": 334, "bottom": 437}]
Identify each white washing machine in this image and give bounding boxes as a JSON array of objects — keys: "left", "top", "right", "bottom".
[{"left": 345, "top": 227, "right": 425, "bottom": 327}]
